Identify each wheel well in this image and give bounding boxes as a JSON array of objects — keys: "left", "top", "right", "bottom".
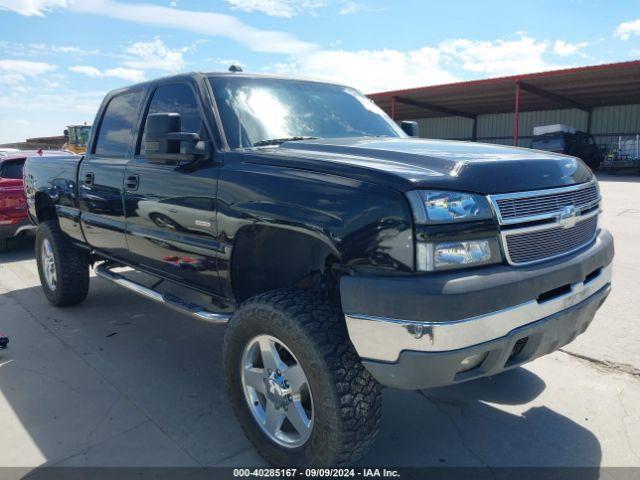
[
  {"left": 231, "top": 225, "right": 338, "bottom": 302},
  {"left": 34, "top": 193, "right": 57, "bottom": 223}
]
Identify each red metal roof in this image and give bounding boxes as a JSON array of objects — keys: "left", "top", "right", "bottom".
[{"left": 369, "top": 60, "right": 640, "bottom": 120}]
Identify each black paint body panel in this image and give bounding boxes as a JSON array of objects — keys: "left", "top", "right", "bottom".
[
  {"left": 215, "top": 152, "right": 414, "bottom": 300},
  {"left": 122, "top": 158, "right": 224, "bottom": 293},
  {"left": 271, "top": 137, "right": 594, "bottom": 194}
]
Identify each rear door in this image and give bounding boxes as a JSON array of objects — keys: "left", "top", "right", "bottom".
[
  {"left": 123, "top": 81, "right": 222, "bottom": 293},
  {"left": 79, "top": 89, "right": 144, "bottom": 257}
]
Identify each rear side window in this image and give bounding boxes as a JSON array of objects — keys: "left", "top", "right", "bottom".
[
  {"left": 95, "top": 90, "right": 144, "bottom": 156},
  {"left": 0, "top": 159, "right": 25, "bottom": 179},
  {"left": 139, "top": 84, "right": 205, "bottom": 155}
]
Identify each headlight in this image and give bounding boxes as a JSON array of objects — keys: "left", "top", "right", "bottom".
[
  {"left": 416, "top": 238, "right": 500, "bottom": 271},
  {"left": 407, "top": 190, "right": 493, "bottom": 224},
  {"left": 407, "top": 190, "right": 500, "bottom": 271}
]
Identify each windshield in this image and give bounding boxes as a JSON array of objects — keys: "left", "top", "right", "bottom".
[{"left": 209, "top": 76, "right": 404, "bottom": 149}]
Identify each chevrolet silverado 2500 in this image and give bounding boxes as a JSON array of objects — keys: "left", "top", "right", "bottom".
[{"left": 23, "top": 72, "right": 614, "bottom": 466}]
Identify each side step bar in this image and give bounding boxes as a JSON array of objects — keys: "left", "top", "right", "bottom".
[{"left": 94, "top": 263, "right": 231, "bottom": 325}]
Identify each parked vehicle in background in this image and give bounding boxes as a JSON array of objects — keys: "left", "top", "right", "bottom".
[
  {"left": 531, "top": 124, "right": 604, "bottom": 171},
  {"left": 62, "top": 124, "right": 92, "bottom": 154},
  {"left": 603, "top": 135, "right": 640, "bottom": 174},
  {"left": 0, "top": 150, "right": 69, "bottom": 253},
  {"left": 24, "top": 72, "right": 614, "bottom": 466}
]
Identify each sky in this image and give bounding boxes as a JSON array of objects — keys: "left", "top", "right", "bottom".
[{"left": 0, "top": 0, "right": 639, "bottom": 144}]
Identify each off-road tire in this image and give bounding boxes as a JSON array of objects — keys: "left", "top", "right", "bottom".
[
  {"left": 0, "top": 238, "right": 8, "bottom": 254},
  {"left": 36, "top": 221, "right": 89, "bottom": 306},
  {"left": 223, "top": 288, "right": 382, "bottom": 467}
]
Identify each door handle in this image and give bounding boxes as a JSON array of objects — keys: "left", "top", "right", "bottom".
[
  {"left": 84, "top": 172, "right": 94, "bottom": 186},
  {"left": 125, "top": 175, "right": 140, "bottom": 191}
]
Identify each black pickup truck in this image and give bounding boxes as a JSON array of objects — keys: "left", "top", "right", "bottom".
[{"left": 24, "top": 72, "right": 614, "bottom": 466}]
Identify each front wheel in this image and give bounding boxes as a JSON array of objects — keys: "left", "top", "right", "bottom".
[
  {"left": 223, "top": 288, "right": 382, "bottom": 467},
  {"left": 36, "top": 221, "right": 89, "bottom": 306}
]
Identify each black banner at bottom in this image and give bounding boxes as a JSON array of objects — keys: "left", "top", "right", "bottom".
[{"left": 0, "top": 467, "right": 638, "bottom": 480}]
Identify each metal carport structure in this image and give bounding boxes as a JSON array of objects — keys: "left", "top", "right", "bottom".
[{"left": 368, "top": 60, "right": 640, "bottom": 145}]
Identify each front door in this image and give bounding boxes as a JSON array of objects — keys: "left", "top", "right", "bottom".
[
  {"left": 79, "top": 90, "right": 144, "bottom": 258},
  {"left": 123, "top": 82, "right": 222, "bottom": 293}
]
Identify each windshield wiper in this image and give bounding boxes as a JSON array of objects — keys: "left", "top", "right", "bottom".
[{"left": 252, "top": 136, "right": 318, "bottom": 147}]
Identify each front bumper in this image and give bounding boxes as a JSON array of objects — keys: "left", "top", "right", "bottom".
[{"left": 341, "top": 229, "right": 614, "bottom": 389}]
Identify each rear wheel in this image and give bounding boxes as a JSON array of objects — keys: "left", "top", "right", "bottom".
[
  {"left": 36, "top": 221, "right": 90, "bottom": 306},
  {"left": 223, "top": 288, "right": 382, "bottom": 466}
]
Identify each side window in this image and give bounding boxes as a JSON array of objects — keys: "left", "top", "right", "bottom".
[
  {"left": 94, "top": 91, "right": 143, "bottom": 156},
  {"left": 140, "top": 84, "right": 205, "bottom": 155}
]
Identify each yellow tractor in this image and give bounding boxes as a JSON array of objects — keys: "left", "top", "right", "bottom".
[{"left": 62, "top": 124, "right": 92, "bottom": 154}]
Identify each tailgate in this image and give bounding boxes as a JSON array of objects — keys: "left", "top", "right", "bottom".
[{"left": 0, "top": 178, "right": 27, "bottom": 224}]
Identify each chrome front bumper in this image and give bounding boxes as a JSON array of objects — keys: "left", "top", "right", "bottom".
[{"left": 346, "top": 262, "right": 612, "bottom": 363}]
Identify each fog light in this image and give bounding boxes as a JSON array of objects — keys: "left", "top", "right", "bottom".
[
  {"left": 416, "top": 238, "right": 499, "bottom": 271},
  {"left": 457, "top": 352, "right": 487, "bottom": 373},
  {"left": 434, "top": 239, "right": 492, "bottom": 269}
]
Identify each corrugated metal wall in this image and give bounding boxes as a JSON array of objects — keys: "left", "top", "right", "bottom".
[
  {"left": 590, "top": 104, "right": 640, "bottom": 134},
  {"left": 416, "top": 104, "right": 640, "bottom": 149},
  {"left": 417, "top": 116, "right": 473, "bottom": 140}
]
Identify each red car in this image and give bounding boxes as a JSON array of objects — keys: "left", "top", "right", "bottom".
[{"left": 0, "top": 150, "right": 69, "bottom": 253}]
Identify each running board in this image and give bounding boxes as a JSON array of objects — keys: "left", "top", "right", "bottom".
[{"left": 94, "top": 263, "right": 231, "bottom": 325}]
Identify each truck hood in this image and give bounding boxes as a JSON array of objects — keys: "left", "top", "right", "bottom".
[{"left": 249, "top": 137, "right": 593, "bottom": 194}]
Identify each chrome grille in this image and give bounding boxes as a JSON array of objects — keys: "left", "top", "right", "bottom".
[
  {"left": 505, "top": 215, "right": 598, "bottom": 265},
  {"left": 494, "top": 182, "right": 599, "bottom": 223}
]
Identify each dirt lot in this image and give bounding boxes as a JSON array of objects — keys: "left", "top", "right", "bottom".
[{"left": 1, "top": 174, "right": 639, "bottom": 470}]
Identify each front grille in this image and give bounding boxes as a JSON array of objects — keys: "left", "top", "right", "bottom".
[
  {"left": 495, "top": 182, "right": 599, "bottom": 222},
  {"left": 505, "top": 215, "right": 598, "bottom": 264}
]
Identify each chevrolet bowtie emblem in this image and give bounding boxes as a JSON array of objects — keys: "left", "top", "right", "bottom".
[{"left": 557, "top": 205, "right": 578, "bottom": 229}]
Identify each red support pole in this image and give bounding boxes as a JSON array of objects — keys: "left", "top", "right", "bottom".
[
  {"left": 513, "top": 81, "right": 520, "bottom": 146},
  {"left": 391, "top": 95, "right": 397, "bottom": 121}
]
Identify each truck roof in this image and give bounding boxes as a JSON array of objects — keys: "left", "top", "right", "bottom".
[{"left": 104, "top": 72, "right": 351, "bottom": 98}]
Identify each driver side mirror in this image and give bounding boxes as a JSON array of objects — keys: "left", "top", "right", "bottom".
[
  {"left": 145, "top": 112, "right": 210, "bottom": 163},
  {"left": 400, "top": 121, "right": 419, "bottom": 137}
]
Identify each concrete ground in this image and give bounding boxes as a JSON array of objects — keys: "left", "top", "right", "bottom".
[{"left": 0, "top": 173, "right": 639, "bottom": 470}]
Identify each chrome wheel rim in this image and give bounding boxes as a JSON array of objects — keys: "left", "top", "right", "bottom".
[
  {"left": 241, "top": 334, "right": 314, "bottom": 448},
  {"left": 41, "top": 238, "right": 57, "bottom": 291}
]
